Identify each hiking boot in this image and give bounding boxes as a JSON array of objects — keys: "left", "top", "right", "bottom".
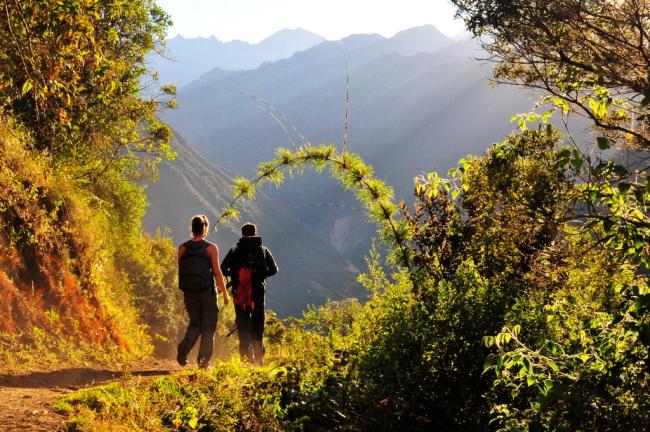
[
  {"left": 176, "top": 344, "right": 188, "bottom": 366},
  {"left": 198, "top": 357, "right": 210, "bottom": 370},
  {"left": 252, "top": 340, "right": 264, "bottom": 366}
]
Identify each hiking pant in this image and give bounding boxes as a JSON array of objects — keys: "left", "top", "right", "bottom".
[
  {"left": 178, "top": 289, "right": 218, "bottom": 368},
  {"left": 235, "top": 303, "right": 265, "bottom": 364}
]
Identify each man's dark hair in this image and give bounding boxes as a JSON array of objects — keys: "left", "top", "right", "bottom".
[
  {"left": 191, "top": 215, "right": 209, "bottom": 236},
  {"left": 241, "top": 223, "right": 257, "bottom": 237}
]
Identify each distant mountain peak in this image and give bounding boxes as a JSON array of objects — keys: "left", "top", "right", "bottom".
[
  {"left": 259, "top": 28, "right": 325, "bottom": 46},
  {"left": 266, "top": 27, "right": 315, "bottom": 35},
  {"left": 151, "top": 28, "right": 325, "bottom": 88},
  {"left": 392, "top": 24, "right": 448, "bottom": 38},
  {"left": 385, "top": 24, "right": 454, "bottom": 55}
]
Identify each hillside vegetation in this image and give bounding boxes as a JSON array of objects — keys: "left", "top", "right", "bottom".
[{"left": 0, "top": 0, "right": 182, "bottom": 369}]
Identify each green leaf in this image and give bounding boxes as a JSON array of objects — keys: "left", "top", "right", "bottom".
[
  {"left": 518, "top": 118, "right": 527, "bottom": 131},
  {"left": 570, "top": 152, "right": 584, "bottom": 171},
  {"left": 483, "top": 355, "right": 495, "bottom": 371},
  {"left": 618, "top": 183, "right": 631, "bottom": 194},
  {"left": 21, "top": 80, "right": 33, "bottom": 96},
  {"left": 543, "top": 380, "right": 554, "bottom": 391},
  {"left": 596, "top": 137, "right": 610, "bottom": 150},
  {"left": 527, "top": 113, "right": 539, "bottom": 122},
  {"left": 496, "top": 356, "right": 504, "bottom": 374},
  {"left": 527, "top": 375, "right": 536, "bottom": 386}
]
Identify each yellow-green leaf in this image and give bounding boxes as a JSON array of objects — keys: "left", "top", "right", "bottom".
[{"left": 21, "top": 80, "right": 33, "bottom": 96}]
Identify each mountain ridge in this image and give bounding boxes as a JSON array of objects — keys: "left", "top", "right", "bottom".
[{"left": 149, "top": 28, "right": 325, "bottom": 88}]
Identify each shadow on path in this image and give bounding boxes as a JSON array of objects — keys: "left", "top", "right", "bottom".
[{"left": 0, "top": 367, "right": 175, "bottom": 389}]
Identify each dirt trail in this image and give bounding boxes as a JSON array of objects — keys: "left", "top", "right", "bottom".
[{"left": 0, "top": 359, "right": 180, "bottom": 431}]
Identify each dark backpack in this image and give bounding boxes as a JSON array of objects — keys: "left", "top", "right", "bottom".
[
  {"left": 233, "top": 246, "right": 266, "bottom": 310},
  {"left": 178, "top": 240, "right": 214, "bottom": 292}
]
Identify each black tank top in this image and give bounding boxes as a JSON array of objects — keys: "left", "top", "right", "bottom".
[{"left": 178, "top": 239, "right": 214, "bottom": 292}]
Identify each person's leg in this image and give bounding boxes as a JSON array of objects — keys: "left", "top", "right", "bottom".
[
  {"left": 197, "top": 290, "right": 218, "bottom": 369},
  {"left": 177, "top": 292, "right": 201, "bottom": 365},
  {"left": 235, "top": 305, "right": 253, "bottom": 362},
  {"left": 251, "top": 305, "right": 265, "bottom": 366}
]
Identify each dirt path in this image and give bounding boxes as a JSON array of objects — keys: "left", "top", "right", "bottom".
[{"left": 0, "top": 359, "right": 180, "bottom": 431}]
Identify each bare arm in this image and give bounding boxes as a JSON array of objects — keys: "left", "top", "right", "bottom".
[
  {"left": 208, "top": 244, "right": 229, "bottom": 305},
  {"left": 177, "top": 244, "right": 186, "bottom": 263}
]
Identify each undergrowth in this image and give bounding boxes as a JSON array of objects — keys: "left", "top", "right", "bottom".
[{"left": 0, "top": 115, "right": 179, "bottom": 372}]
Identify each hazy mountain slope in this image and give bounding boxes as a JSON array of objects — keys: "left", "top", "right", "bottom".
[
  {"left": 158, "top": 26, "right": 533, "bottom": 266},
  {"left": 149, "top": 28, "right": 325, "bottom": 88},
  {"left": 184, "top": 67, "right": 241, "bottom": 92},
  {"left": 180, "top": 25, "right": 452, "bottom": 96},
  {"left": 143, "top": 132, "right": 361, "bottom": 317},
  {"left": 166, "top": 27, "right": 457, "bottom": 169}
]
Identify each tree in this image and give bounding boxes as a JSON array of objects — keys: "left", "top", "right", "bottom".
[
  {"left": 452, "top": 0, "right": 650, "bottom": 149},
  {"left": 0, "top": 0, "right": 174, "bottom": 178}
]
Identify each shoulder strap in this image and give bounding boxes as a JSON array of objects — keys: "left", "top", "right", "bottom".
[{"left": 180, "top": 240, "right": 210, "bottom": 261}]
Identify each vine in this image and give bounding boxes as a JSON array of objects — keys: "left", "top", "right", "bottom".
[{"left": 215, "top": 144, "right": 413, "bottom": 273}]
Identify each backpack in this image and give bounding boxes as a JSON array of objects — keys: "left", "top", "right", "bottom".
[
  {"left": 233, "top": 247, "right": 266, "bottom": 310},
  {"left": 178, "top": 240, "right": 214, "bottom": 292}
]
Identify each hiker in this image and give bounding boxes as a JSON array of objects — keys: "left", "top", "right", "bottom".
[
  {"left": 221, "top": 223, "right": 277, "bottom": 366},
  {"left": 177, "top": 215, "right": 229, "bottom": 369}
]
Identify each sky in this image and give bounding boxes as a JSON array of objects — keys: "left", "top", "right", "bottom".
[{"left": 155, "top": 0, "right": 467, "bottom": 42}]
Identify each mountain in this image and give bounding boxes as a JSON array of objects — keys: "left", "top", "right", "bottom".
[
  {"left": 157, "top": 26, "right": 533, "bottom": 266},
  {"left": 143, "top": 131, "right": 361, "bottom": 317},
  {"left": 382, "top": 25, "right": 454, "bottom": 55},
  {"left": 184, "top": 67, "right": 241, "bottom": 92},
  {"left": 148, "top": 28, "right": 325, "bottom": 88}
]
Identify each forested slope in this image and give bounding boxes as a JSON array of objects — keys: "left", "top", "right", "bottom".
[{"left": 0, "top": 0, "right": 180, "bottom": 368}]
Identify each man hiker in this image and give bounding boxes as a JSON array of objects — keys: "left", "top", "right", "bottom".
[
  {"left": 177, "top": 215, "right": 229, "bottom": 369},
  {"left": 221, "top": 223, "right": 278, "bottom": 366}
]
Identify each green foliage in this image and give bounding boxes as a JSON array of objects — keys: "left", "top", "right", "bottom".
[
  {"left": 113, "top": 230, "right": 182, "bottom": 357},
  {"left": 0, "top": 0, "right": 175, "bottom": 175},
  {"left": 61, "top": 360, "right": 292, "bottom": 431},
  {"left": 452, "top": 0, "right": 650, "bottom": 148}
]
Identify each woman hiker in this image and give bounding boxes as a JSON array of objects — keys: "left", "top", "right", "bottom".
[{"left": 177, "top": 215, "right": 229, "bottom": 369}]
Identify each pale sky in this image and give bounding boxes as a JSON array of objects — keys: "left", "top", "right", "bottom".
[{"left": 155, "top": 0, "right": 467, "bottom": 42}]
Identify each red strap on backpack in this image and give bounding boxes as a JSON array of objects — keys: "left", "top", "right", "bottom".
[{"left": 234, "top": 267, "right": 255, "bottom": 310}]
